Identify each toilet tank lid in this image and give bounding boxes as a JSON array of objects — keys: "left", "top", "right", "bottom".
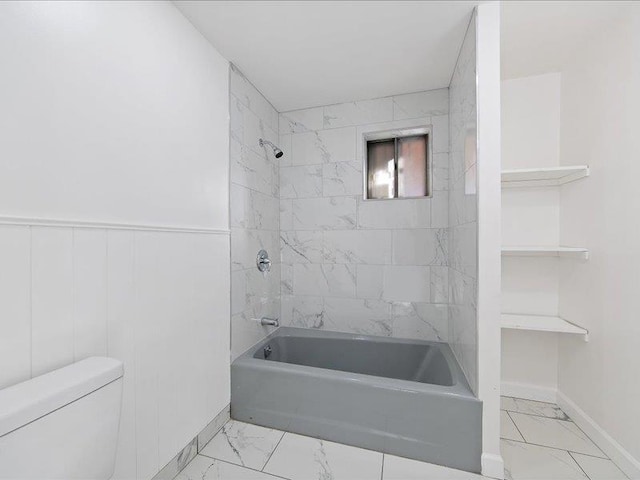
[{"left": 0, "top": 357, "right": 123, "bottom": 437}]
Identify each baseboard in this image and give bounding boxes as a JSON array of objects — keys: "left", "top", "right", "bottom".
[
  {"left": 501, "top": 381, "right": 557, "bottom": 403},
  {"left": 481, "top": 452, "right": 505, "bottom": 479},
  {"left": 151, "top": 437, "right": 198, "bottom": 480},
  {"left": 557, "top": 392, "right": 640, "bottom": 479},
  {"left": 151, "top": 403, "right": 230, "bottom": 480},
  {"left": 197, "top": 404, "right": 231, "bottom": 452}
]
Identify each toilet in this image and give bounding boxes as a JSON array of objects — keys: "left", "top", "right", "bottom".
[{"left": 0, "top": 357, "right": 123, "bottom": 479}]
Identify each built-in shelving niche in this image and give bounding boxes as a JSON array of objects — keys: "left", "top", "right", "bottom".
[{"left": 500, "top": 165, "right": 590, "bottom": 340}]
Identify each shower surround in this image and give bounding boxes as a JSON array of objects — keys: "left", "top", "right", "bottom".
[
  {"left": 278, "top": 90, "right": 451, "bottom": 342},
  {"left": 228, "top": 64, "right": 479, "bottom": 395}
]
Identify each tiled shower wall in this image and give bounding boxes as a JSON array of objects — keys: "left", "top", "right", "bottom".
[
  {"left": 448, "top": 14, "right": 479, "bottom": 394},
  {"left": 278, "top": 90, "right": 451, "bottom": 341},
  {"left": 230, "top": 65, "right": 281, "bottom": 359}
]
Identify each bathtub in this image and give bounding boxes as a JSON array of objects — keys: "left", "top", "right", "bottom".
[{"left": 231, "top": 327, "right": 482, "bottom": 473}]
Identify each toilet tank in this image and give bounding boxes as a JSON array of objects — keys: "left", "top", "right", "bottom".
[{"left": 0, "top": 357, "right": 124, "bottom": 480}]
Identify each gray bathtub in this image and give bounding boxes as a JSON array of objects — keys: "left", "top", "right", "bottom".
[{"left": 231, "top": 327, "right": 482, "bottom": 473}]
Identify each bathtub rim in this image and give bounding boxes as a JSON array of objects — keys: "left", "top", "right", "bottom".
[{"left": 233, "top": 326, "right": 477, "bottom": 400}]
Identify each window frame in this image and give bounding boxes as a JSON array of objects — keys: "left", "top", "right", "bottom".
[{"left": 361, "top": 124, "right": 433, "bottom": 201}]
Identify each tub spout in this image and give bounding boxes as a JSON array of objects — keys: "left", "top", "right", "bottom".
[{"left": 260, "top": 317, "right": 279, "bottom": 327}]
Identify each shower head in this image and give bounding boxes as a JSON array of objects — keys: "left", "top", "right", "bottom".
[{"left": 259, "top": 138, "right": 284, "bottom": 159}]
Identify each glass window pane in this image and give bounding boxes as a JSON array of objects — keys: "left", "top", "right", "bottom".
[
  {"left": 397, "top": 135, "right": 428, "bottom": 198},
  {"left": 367, "top": 140, "right": 396, "bottom": 199}
]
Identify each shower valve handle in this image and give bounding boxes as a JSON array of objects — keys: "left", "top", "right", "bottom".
[{"left": 256, "top": 249, "right": 271, "bottom": 272}]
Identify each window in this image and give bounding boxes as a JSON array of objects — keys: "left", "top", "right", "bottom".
[{"left": 365, "top": 134, "right": 430, "bottom": 199}]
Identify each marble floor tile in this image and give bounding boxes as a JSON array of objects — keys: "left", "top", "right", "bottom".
[
  {"left": 501, "top": 411, "right": 524, "bottom": 442},
  {"left": 199, "top": 420, "right": 285, "bottom": 470},
  {"left": 570, "top": 453, "right": 628, "bottom": 480},
  {"left": 175, "top": 455, "right": 281, "bottom": 480},
  {"left": 382, "top": 454, "right": 483, "bottom": 479},
  {"left": 176, "top": 406, "right": 628, "bottom": 480},
  {"left": 501, "top": 439, "right": 588, "bottom": 480},
  {"left": 501, "top": 396, "right": 569, "bottom": 420},
  {"left": 509, "top": 413, "right": 606, "bottom": 458},
  {"left": 263, "top": 432, "right": 383, "bottom": 480}
]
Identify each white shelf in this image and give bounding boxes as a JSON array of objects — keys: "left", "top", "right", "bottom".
[
  {"left": 502, "top": 246, "right": 589, "bottom": 260},
  {"left": 501, "top": 313, "right": 589, "bottom": 341},
  {"left": 502, "top": 166, "right": 589, "bottom": 188}
]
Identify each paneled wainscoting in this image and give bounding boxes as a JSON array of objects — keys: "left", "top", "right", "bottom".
[{"left": 0, "top": 221, "right": 231, "bottom": 480}]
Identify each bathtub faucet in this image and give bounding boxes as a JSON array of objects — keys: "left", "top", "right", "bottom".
[{"left": 260, "top": 317, "right": 279, "bottom": 327}]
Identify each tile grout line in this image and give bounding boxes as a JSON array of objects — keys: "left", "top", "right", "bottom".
[
  {"left": 503, "top": 437, "right": 610, "bottom": 461},
  {"left": 281, "top": 114, "right": 449, "bottom": 135},
  {"left": 501, "top": 408, "right": 571, "bottom": 421},
  {"left": 559, "top": 412, "right": 609, "bottom": 459},
  {"left": 508, "top": 409, "right": 608, "bottom": 459},
  {"left": 502, "top": 396, "right": 558, "bottom": 407},
  {"left": 195, "top": 454, "right": 291, "bottom": 480},
  {"left": 506, "top": 410, "right": 527, "bottom": 444},
  {"left": 567, "top": 451, "right": 595, "bottom": 480},
  {"left": 261, "top": 430, "right": 287, "bottom": 473}
]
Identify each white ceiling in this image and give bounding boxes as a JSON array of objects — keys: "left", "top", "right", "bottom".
[
  {"left": 501, "top": 1, "right": 631, "bottom": 80},
  {"left": 175, "top": 1, "right": 478, "bottom": 112}
]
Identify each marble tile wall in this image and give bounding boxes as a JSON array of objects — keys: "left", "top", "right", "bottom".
[
  {"left": 278, "top": 89, "right": 450, "bottom": 342},
  {"left": 448, "top": 14, "right": 479, "bottom": 394},
  {"left": 229, "top": 65, "right": 281, "bottom": 359}
]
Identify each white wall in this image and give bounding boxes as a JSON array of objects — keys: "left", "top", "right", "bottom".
[
  {"left": 278, "top": 90, "right": 450, "bottom": 341},
  {"left": 558, "top": 6, "right": 640, "bottom": 473},
  {"left": 500, "top": 73, "right": 562, "bottom": 395},
  {"left": 501, "top": 329, "right": 558, "bottom": 397},
  {"left": 0, "top": 1, "right": 228, "bottom": 230},
  {"left": 0, "top": 3, "right": 231, "bottom": 479},
  {"left": 475, "top": 4, "right": 504, "bottom": 478},
  {"left": 501, "top": 73, "right": 561, "bottom": 170},
  {"left": 501, "top": 73, "right": 561, "bottom": 247}
]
